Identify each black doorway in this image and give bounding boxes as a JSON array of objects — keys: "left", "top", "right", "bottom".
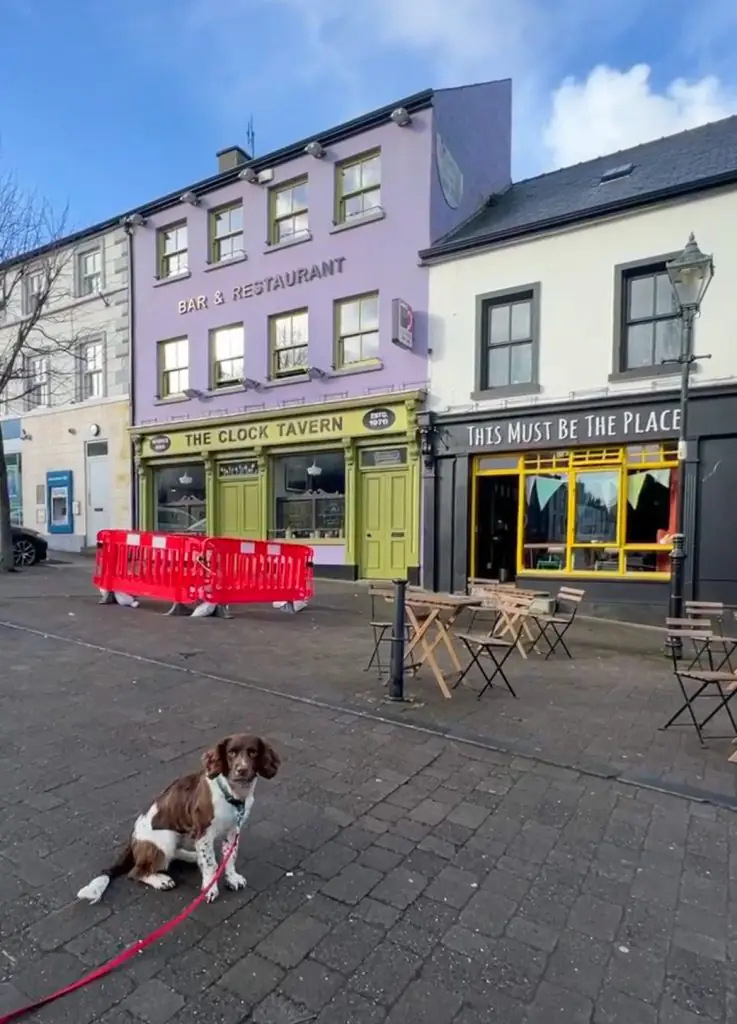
[{"left": 474, "top": 475, "right": 519, "bottom": 581}]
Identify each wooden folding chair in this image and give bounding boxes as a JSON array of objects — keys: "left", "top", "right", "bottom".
[
  {"left": 685, "top": 600, "right": 737, "bottom": 671},
  {"left": 527, "top": 587, "right": 585, "bottom": 660},
  {"left": 662, "top": 618, "right": 737, "bottom": 746}
]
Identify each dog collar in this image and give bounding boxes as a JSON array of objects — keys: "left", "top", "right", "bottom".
[{"left": 215, "top": 775, "right": 246, "bottom": 811}]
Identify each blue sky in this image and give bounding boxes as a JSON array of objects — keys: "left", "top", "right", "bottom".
[{"left": 2, "top": 0, "right": 736, "bottom": 232}]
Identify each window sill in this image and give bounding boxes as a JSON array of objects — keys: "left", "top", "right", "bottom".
[
  {"left": 153, "top": 271, "right": 192, "bottom": 288},
  {"left": 207, "top": 383, "right": 245, "bottom": 396},
  {"left": 471, "top": 383, "right": 542, "bottom": 401},
  {"left": 153, "top": 394, "right": 190, "bottom": 406},
  {"left": 608, "top": 366, "right": 683, "bottom": 382},
  {"left": 518, "top": 570, "right": 670, "bottom": 581},
  {"left": 329, "top": 207, "right": 386, "bottom": 235},
  {"left": 204, "top": 254, "right": 247, "bottom": 273},
  {"left": 276, "top": 537, "right": 344, "bottom": 546},
  {"left": 262, "top": 373, "right": 310, "bottom": 389},
  {"left": 332, "top": 359, "right": 383, "bottom": 377},
  {"left": 263, "top": 232, "right": 313, "bottom": 254}
]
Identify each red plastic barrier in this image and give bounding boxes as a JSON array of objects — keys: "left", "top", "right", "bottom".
[
  {"left": 198, "top": 537, "right": 314, "bottom": 606},
  {"left": 93, "top": 531, "right": 314, "bottom": 608}
]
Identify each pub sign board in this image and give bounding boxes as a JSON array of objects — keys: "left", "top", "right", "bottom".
[{"left": 447, "top": 403, "right": 681, "bottom": 454}]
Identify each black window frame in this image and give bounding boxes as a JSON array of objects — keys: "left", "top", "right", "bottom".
[
  {"left": 611, "top": 253, "right": 684, "bottom": 380},
  {"left": 473, "top": 283, "right": 541, "bottom": 400}
]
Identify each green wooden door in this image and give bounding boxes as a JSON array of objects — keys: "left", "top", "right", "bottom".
[
  {"left": 359, "top": 470, "right": 409, "bottom": 579},
  {"left": 218, "top": 481, "right": 262, "bottom": 538}
]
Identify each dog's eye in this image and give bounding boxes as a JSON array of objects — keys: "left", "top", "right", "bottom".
[{"left": 247, "top": 749, "right": 257, "bottom": 758}]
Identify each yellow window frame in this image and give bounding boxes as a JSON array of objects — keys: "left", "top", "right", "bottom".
[{"left": 471, "top": 443, "right": 678, "bottom": 580}]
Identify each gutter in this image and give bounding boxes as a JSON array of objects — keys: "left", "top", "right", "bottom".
[{"left": 123, "top": 222, "right": 137, "bottom": 528}]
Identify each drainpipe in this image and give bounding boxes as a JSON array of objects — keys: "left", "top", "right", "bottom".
[{"left": 122, "top": 220, "right": 136, "bottom": 528}]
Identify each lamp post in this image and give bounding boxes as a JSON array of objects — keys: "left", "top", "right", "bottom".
[{"left": 665, "top": 233, "right": 714, "bottom": 654}]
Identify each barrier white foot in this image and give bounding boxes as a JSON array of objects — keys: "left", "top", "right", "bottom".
[
  {"left": 273, "top": 600, "right": 309, "bottom": 613},
  {"left": 164, "top": 602, "right": 191, "bottom": 617},
  {"left": 98, "top": 589, "right": 140, "bottom": 608},
  {"left": 190, "top": 602, "right": 232, "bottom": 619}
]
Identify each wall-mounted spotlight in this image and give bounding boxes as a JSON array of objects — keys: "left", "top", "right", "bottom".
[
  {"left": 121, "top": 212, "right": 146, "bottom": 228},
  {"left": 390, "top": 107, "right": 412, "bottom": 127},
  {"left": 305, "top": 141, "right": 326, "bottom": 159},
  {"left": 238, "top": 167, "right": 258, "bottom": 183},
  {"left": 240, "top": 377, "right": 261, "bottom": 391},
  {"left": 307, "top": 366, "right": 329, "bottom": 380},
  {"left": 180, "top": 190, "right": 200, "bottom": 206},
  {"left": 182, "top": 387, "right": 210, "bottom": 400}
]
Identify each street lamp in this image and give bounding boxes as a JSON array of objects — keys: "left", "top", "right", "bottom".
[{"left": 665, "top": 233, "right": 714, "bottom": 653}]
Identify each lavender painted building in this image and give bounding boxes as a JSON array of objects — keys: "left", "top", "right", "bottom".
[{"left": 130, "top": 82, "right": 512, "bottom": 580}]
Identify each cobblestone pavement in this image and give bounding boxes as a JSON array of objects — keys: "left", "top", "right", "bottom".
[
  {"left": 1, "top": 586, "right": 737, "bottom": 1022},
  {"left": 1, "top": 562, "right": 737, "bottom": 802}
]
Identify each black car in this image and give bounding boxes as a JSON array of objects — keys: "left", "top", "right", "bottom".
[{"left": 12, "top": 526, "right": 48, "bottom": 567}]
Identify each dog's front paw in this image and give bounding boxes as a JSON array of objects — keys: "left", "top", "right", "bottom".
[
  {"left": 225, "top": 871, "right": 247, "bottom": 891},
  {"left": 204, "top": 883, "right": 220, "bottom": 903}
]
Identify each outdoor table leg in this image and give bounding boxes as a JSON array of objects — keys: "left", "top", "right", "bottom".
[{"left": 403, "top": 609, "right": 453, "bottom": 699}]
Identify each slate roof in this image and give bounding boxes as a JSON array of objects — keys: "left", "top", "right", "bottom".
[{"left": 421, "top": 115, "right": 737, "bottom": 260}]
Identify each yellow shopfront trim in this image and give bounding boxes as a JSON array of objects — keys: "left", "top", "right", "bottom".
[
  {"left": 131, "top": 393, "right": 422, "bottom": 578},
  {"left": 471, "top": 441, "right": 679, "bottom": 581}
]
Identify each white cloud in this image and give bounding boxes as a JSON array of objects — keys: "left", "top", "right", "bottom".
[{"left": 544, "top": 64, "right": 737, "bottom": 169}]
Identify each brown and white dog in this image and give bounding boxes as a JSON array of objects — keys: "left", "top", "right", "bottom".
[{"left": 77, "top": 733, "right": 280, "bottom": 905}]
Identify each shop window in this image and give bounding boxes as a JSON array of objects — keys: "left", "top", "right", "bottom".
[
  {"left": 271, "top": 450, "right": 345, "bottom": 540},
  {"left": 153, "top": 464, "right": 206, "bottom": 533},
  {"left": 522, "top": 473, "right": 568, "bottom": 571},
  {"left": 515, "top": 444, "right": 678, "bottom": 577}
]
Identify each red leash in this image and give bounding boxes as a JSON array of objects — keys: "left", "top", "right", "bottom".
[{"left": 0, "top": 842, "right": 237, "bottom": 1023}]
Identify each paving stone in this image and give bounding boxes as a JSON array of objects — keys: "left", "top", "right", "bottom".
[
  {"left": 568, "top": 893, "right": 624, "bottom": 941},
  {"left": 255, "top": 912, "right": 330, "bottom": 969},
  {"left": 315, "top": 989, "right": 387, "bottom": 1024},
  {"left": 545, "top": 930, "right": 611, "bottom": 998},
  {"left": 424, "top": 866, "right": 478, "bottom": 908},
  {"left": 505, "top": 914, "right": 560, "bottom": 952},
  {"left": 665, "top": 946, "right": 727, "bottom": 1020},
  {"left": 524, "top": 980, "right": 594, "bottom": 1023},
  {"left": 354, "top": 897, "right": 401, "bottom": 929},
  {"left": 387, "top": 897, "right": 457, "bottom": 955},
  {"left": 384, "top": 977, "right": 463, "bottom": 1023},
  {"left": 154, "top": 946, "right": 226, "bottom": 997},
  {"left": 279, "top": 957, "right": 343, "bottom": 1012},
  {"left": 605, "top": 943, "right": 666, "bottom": 1004},
  {"left": 358, "top": 845, "right": 404, "bottom": 874},
  {"left": 595, "top": 985, "right": 658, "bottom": 1024},
  {"left": 409, "top": 800, "right": 449, "bottom": 826},
  {"left": 312, "top": 917, "right": 385, "bottom": 974},
  {"left": 218, "top": 951, "right": 284, "bottom": 1004},
  {"left": 322, "top": 863, "right": 384, "bottom": 905},
  {"left": 250, "top": 991, "right": 308, "bottom": 1023},
  {"left": 349, "top": 942, "right": 424, "bottom": 1005},
  {"left": 121, "top": 979, "right": 185, "bottom": 1024},
  {"left": 459, "top": 889, "right": 518, "bottom": 937},
  {"left": 445, "top": 802, "right": 490, "bottom": 830},
  {"left": 301, "top": 839, "right": 358, "bottom": 879},
  {"left": 370, "top": 867, "right": 428, "bottom": 909}
]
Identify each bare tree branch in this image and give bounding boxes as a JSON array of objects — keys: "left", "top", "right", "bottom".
[{"left": 0, "top": 163, "right": 85, "bottom": 571}]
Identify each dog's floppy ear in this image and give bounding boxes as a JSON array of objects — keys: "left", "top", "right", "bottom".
[
  {"left": 256, "top": 738, "right": 280, "bottom": 779},
  {"left": 202, "top": 737, "right": 230, "bottom": 778}
]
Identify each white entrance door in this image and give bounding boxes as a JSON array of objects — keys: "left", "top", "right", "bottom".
[{"left": 85, "top": 440, "right": 110, "bottom": 545}]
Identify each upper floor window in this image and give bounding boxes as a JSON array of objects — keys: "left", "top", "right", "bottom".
[
  {"left": 79, "top": 339, "right": 105, "bottom": 399},
  {"left": 158, "top": 223, "right": 188, "bottom": 279},
  {"left": 209, "top": 204, "right": 243, "bottom": 264},
  {"left": 210, "top": 323, "right": 244, "bottom": 388},
  {"left": 270, "top": 310, "right": 308, "bottom": 378},
  {"left": 158, "top": 337, "right": 189, "bottom": 398},
  {"left": 25, "top": 354, "right": 50, "bottom": 408},
  {"left": 77, "top": 246, "right": 103, "bottom": 297},
  {"left": 336, "top": 151, "right": 381, "bottom": 224},
  {"left": 336, "top": 293, "right": 379, "bottom": 367},
  {"left": 619, "top": 264, "right": 680, "bottom": 372},
  {"left": 22, "top": 269, "right": 45, "bottom": 316},
  {"left": 271, "top": 178, "right": 308, "bottom": 244},
  {"left": 475, "top": 285, "right": 540, "bottom": 396}
]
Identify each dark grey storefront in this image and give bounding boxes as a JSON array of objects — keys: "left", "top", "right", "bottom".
[{"left": 421, "top": 386, "right": 737, "bottom": 617}]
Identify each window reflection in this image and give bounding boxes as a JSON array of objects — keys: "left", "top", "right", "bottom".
[{"left": 522, "top": 473, "right": 568, "bottom": 570}]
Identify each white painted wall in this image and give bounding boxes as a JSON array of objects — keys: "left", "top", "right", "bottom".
[{"left": 427, "top": 187, "right": 737, "bottom": 413}]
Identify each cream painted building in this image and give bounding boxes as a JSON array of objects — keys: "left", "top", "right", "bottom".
[
  {"left": 419, "top": 116, "right": 737, "bottom": 613},
  {"left": 0, "top": 220, "right": 131, "bottom": 550}
]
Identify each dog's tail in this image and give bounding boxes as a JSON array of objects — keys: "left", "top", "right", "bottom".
[{"left": 77, "top": 841, "right": 135, "bottom": 904}]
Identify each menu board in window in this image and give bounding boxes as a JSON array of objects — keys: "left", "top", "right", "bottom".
[
  {"left": 315, "top": 497, "right": 345, "bottom": 537},
  {"left": 219, "top": 460, "right": 259, "bottom": 478}
]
